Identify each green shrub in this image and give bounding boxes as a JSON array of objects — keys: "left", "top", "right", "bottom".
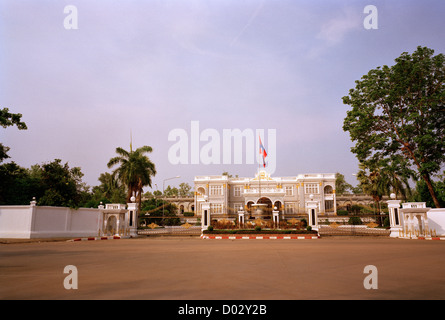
[
  {"left": 383, "top": 216, "right": 390, "bottom": 228},
  {"left": 255, "top": 226, "right": 262, "bottom": 232},
  {"left": 350, "top": 204, "right": 362, "bottom": 213},
  {"left": 348, "top": 216, "right": 363, "bottom": 225}
]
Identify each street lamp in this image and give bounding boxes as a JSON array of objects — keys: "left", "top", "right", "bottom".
[
  {"left": 154, "top": 183, "right": 158, "bottom": 212},
  {"left": 162, "top": 176, "right": 180, "bottom": 224}
]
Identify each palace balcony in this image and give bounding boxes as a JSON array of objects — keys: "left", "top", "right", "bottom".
[{"left": 243, "top": 188, "right": 286, "bottom": 195}]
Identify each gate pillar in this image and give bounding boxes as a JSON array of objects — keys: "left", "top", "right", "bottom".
[
  {"left": 201, "top": 203, "right": 211, "bottom": 231},
  {"left": 127, "top": 196, "right": 138, "bottom": 237},
  {"left": 387, "top": 193, "right": 402, "bottom": 238},
  {"left": 306, "top": 195, "right": 319, "bottom": 230}
]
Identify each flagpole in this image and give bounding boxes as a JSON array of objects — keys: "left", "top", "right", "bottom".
[
  {"left": 254, "top": 135, "right": 268, "bottom": 218},
  {"left": 258, "top": 135, "right": 261, "bottom": 200}
]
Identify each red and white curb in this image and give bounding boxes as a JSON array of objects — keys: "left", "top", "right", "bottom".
[
  {"left": 201, "top": 235, "right": 319, "bottom": 240},
  {"left": 68, "top": 235, "right": 132, "bottom": 242},
  {"left": 405, "top": 236, "right": 445, "bottom": 241}
]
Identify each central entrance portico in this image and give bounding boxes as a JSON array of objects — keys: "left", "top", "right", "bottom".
[{"left": 251, "top": 197, "right": 273, "bottom": 219}]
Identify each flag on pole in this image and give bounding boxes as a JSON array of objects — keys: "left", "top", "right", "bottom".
[{"left": 259, "top": 136, "right": 267, "bottom": 168}]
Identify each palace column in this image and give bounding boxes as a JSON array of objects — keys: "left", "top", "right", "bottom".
[
  {"left": 127, "top": 196, "right": 138, "bottom": 237},
  {"left": 333, "top": 189, "right": 337, "bottom": 215},
  {"left": 387, "top": 193, "right": 402, "bottom": 238},
  {"left": 306, "top": 194, "right": 319, "bottom": 230},
  {"left": 201, "top": 203, "right": 211, "bottom": 231},
  {"left": 238, "top": 206, "right": 245, "bottom": 228},
  {"left": 272, "top": 208, "right": 280, "bottom": 228},
  {"left": 198, "top": 195, "right": 210, "bottom": 231}
]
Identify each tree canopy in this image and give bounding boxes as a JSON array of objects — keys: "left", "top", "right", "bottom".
[
  {"left": 335, "top": 172, "right": 353, "bottom": 195},
  {"left": 0, "top": 159, "right": 89, "bottom": 207},
  {"left": 343, "top": 46, "right": 445, "bottom": 207},
  {"left": 1, "top": 107, "right": 27, "bottom": 163}
]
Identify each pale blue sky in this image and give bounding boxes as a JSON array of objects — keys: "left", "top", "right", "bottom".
[{"left": 1, "top": 0, "right": 444, "bottom": 191}]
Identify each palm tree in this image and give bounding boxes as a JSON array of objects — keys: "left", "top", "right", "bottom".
[
  {"left": 357, "top": 162, "right": 412, "bottom": 214},
  {"left": 384, "top": 167, "right": 413, "bottom": 200},
  {"left": 107, "top": 145, "right": 156, "bottom": 212},
  {"left": 95, "top": 172, "right": 126, "bottom": 203},
  {"left": 356, "top": 166, "right": 390, "bottom": 214}
]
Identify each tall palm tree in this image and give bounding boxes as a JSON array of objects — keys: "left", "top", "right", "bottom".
[
  {"left": 357, "top": 162, "right": 412, "bottom": 214},
  {"left": 107, "top": 145, "right": 156, "bottom": 212},
  {"left": 356, "top": 166, "right": 390, "bottom": 214}
]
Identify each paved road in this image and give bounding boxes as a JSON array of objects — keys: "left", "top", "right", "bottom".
[{"left": 0, "top": 236, "right": 444, "bottom": 300}]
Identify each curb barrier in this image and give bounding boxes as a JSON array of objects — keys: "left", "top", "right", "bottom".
[
  {"left": 68, "top": 235, "right": 132, "bottom": 242},
  {"left": 201, "top": 234, "right": 320, "bottom": 240}
]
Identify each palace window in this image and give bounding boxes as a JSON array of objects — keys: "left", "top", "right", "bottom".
[
  {"left": 233, "top": 203, "right": 243, "bottom": 213},
  {"left": 211, "top": 203, "right": 223, "bottom": 214},
  {"left": 196, "top": 187, "right": 206, "bottom": 196},
  {"left": 325, "top": 200, "right": 334, "bottom": 212},
  {"left": 285, "top": 203, "right": 295, "bottom": 214},
  {"left": 324, "top": 185, "right": 333, "bottom": 194},
  {"left": 305, "top": 183, "right": 319, "bottom": 194},
  {"left": 210, "top": 185, "right": 223, "bottom": 196},
  {"left": 234, "top": 186, "right": 241, "bottom": 197},
  {"left": 285, "top": 186, "right": 293, "bottom": 196}
]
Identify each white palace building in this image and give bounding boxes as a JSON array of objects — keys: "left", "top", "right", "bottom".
[{"left": 194, "top": 170, "right": 336, "bottom": 228}]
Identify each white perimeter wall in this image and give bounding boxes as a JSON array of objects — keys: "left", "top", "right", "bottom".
[
  {"left": 0, "top": 206, "right": 33, "bottom": 238},
  {"left": 401, "top": 208, "right": 445, "bottom": 236},
  {"left": 427, "top": 208, "right": 445, "bottom": 236},
  {"left": 0, "top": 205, "right": 102, "bottom": 239}
]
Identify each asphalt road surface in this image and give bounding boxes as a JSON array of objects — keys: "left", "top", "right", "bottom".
[{"left": 1, "top": 236, "right": 444, "bottom": 300}]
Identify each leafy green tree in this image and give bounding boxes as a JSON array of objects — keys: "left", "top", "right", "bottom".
[
  {"left": 140, "top": 198, "right": 179, "bottom": 226},
  {"left": 351, "top": 185, "right": 363, "bottom": 194},
  {"left": 343, "top": 46, "right": 445, "bottom": 207},
  {"left": 356, "top": 164, "right": 390, "bottom": 214},
  {"left": 94, "top": 172, "right": 126, "bottom": 203},
  {"left": 163, "top": 185, "right": 179, "bottom": 197},
  {"left": 0, "top": 108, "right": 27, "bottom": 129},
  {"left": 356, "top": 162, "right": 412, "bottom": 212},
  {"left": 82, "top": 172, "right": 127, "bottom": 208},
  {"left": 222, "top": 171, "right": 232, "bottom": 178},
  {"left": 335, "top": 172, "right": 353, "bottom": 195},
  {"left": 0, "top": 162, "right": 42, "bottom": 205},
  {"left": 0, "top": 160, "right": 90, "bottom": 207},
  {"left": 411, "top": 171, "right": 445, "bottom": 208},
  {"left": 1, "top": 107, "right": 27, "bottom": 163},
  {"left": 222, "top": 171, "right": 238, "bottom": 178},
  {"left": 37, "top": 159, "right": 87, "bottom": 208},
  {"left": 179, "top": 182, "right": 193, "bottom": 197},
  {"left": 107, "top": 145, "right": 156, "bottom": 211}
]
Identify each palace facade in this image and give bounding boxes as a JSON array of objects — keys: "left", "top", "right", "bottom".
[{"left": 194, "top": 170, "right": 336, "bottom": 222}]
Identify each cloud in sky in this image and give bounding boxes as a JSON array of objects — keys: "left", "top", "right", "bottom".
[
  {"left": 1, "top": 0, "right": 444, "bottom": 191},
  {"left": 230, "top": 0, "right": 265, "bottom": 47},
  {"left": 317, "top": 6, "right": 361, "bottom": 45}
]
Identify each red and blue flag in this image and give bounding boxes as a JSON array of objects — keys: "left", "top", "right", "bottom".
[{"left": 259, "top": 136, "right": 267, "bottom": 168}]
